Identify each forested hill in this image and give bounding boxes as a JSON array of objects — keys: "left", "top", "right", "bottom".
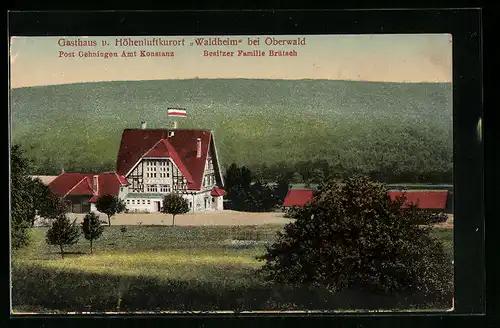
[{"left": 11, "top": 79, "right": 452, "bottom": 182}]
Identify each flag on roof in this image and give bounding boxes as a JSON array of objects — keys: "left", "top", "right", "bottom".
[{"left": 167, "top": 108, "right": 187, "bottom": 117}]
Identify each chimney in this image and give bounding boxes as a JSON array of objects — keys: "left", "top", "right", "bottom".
[
  {"left": 196, "top": 138, "right": 202, "bottom": 158},
  {"left": 92, "top": 175, "right": 99, "bottom": 194},
  {"left": 141, "top": 121, "right": 147, "bottom": 129}
]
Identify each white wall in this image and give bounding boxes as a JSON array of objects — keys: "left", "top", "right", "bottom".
[
  {"left": 213, "top": 196, "right": 224, "bottom": 210},
  {"left": 125, "top": 198, "right": 159, "bottom": 213},
  {"left": 117, "top": 188, "right": 224, "bottom": 213}
]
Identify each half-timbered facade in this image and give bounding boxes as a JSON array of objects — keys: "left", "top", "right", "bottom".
[{"left": 116, "top": 127, "right": 226, "bottom": 213}]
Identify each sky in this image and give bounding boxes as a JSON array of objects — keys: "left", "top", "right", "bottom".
[{"left": 10, "top": 34, "right": 452, "bottom": 88}]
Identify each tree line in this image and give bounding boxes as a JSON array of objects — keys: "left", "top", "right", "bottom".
[
  {"left": 222, "top": 163, "right": 290, "bottom": 212},
  {"left": 249, "top": 159, "right": 452, "bottom": 186}
]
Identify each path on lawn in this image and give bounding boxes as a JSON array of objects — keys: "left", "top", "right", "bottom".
[
  {"left": 65, "top": 210, "right": 295, "bottom": 226},
  {"left": 61, "top": 211, "right": 453, "bottom": 227}
]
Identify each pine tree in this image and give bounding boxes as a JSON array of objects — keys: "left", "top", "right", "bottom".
[
  {"left": 46, "top": 215, "right": 80, "bottom": 258},
  {"left": 81, "top": 212, "right": 105, "bottom": 254}
]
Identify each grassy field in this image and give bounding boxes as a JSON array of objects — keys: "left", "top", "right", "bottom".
[{"left": 11, "top": 224, "right": 454, "bottom": 313}]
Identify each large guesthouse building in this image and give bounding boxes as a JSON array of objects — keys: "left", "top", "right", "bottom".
[{"left": 48, "top": 124, "right": 226, "bottom": 213}]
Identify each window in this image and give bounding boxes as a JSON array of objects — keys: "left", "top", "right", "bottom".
[
  {"left": 147, "top": 200, "right": 151, "bottom": 204},
  {"left": 127, "top": 199, "right": 130, "bottom": 204},
  {"left": 212, "top": 197, "right": 215, "bottom": 203},
  {"left": 142, "top": 200, "right": 146, "bottom": 204},
  {"left": 147, "top": 185, "right": 157, "bottom": 192},
  {"left": 167, "top": 173, "right": 170, "bottom": 178},
  {"left": 189, "top": 202, "right": 192, "bottom": 208},
  {"left": 132, "top": 200, "right": 135, "bottom": 204},
  {"left": 153, "top": 173, "right": 157, "bottom": 178},
  {"left": 160, "top": 185, "right": 170, "bottom": 193}
]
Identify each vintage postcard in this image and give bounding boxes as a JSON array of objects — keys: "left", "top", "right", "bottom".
[{"left": 9, "top": 34, "right": 454, "bottom": 314}]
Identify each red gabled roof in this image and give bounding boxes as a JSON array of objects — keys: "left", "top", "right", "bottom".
[
  {"left": 115, "top": 173, "right": 128, "bottom": 185},
  {"left": 211, "top": 187, "right": 226, "bottom": 197},
  {"left": 67, "top": 177, "right": 95, "bottom": 196},
  {"left": 282, "top": 189, "right": 449, "bottom": 209},
  {"left": 48, "top": 173, "right": 95, "bottom": 197},
  {"left": 95, "top": 173, "right": 124, "bottom": 198},
  {"left": 388, "top": 191, "right": 448, "bottom": 209},
  {"left": 116, "top": 129, "right": 212, "bottom": 190},
  {"left": 48, "top": 172, "right": 127, "bottom": 201},
  {"left": 144, "top": 139, "right": 193, "bottom": 182},
  {"left": 282, "top": 189, "right": 314, "bottom": 207}
]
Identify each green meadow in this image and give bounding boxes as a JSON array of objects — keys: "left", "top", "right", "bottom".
[{"left": 11, "top": 224, "right": 454, "bottom": 313}]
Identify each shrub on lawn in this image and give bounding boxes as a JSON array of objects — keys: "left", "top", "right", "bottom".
[
  {"left": 161, "top": 193, "right": 189, "bottom": 226},
  {"left": 81, "top": 212, "right": 105, "bottom": 254},
  {"left": 46, "top": 215, "right": 81, "bottom": 258},
  {"left": 258, "top": 175, "right": 453, "bottom": 309},
  {"left": 95, "top": 195, "right": 127, "bottom": 226}
]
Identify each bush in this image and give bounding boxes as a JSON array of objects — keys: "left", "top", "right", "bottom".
[
  {"left": 258, "top": 175, "right": 453, "bottom": 308},
  {"left": 283, "top": 206, "right": 301, "bottom": 219},
  {"left": 161, "top": 193, "right": 189, "bottom": 226},
  {"left": 46, "top": 215, "right": 81, "bottom": 258},
  {"left": 81, "top": 212, "right": 105, "bottom": 254},
  {"left": 95, "top": 195, "right": 127, "bottom": 226}
]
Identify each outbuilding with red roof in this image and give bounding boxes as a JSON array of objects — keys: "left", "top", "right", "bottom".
[
  {"left": 282, "top": 188, "right": 451, "bottom": 212},
  {"left": 48, "top": 172, "right": 128, "bottom": 213}
]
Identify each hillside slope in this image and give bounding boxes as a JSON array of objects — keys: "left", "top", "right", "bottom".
[{"left": 11, "top": 79, "right": 453, "bottom": 176}]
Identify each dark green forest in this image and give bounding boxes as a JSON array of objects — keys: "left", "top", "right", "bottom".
[{"left": 10, "top": 78, "right": 452, "bottom": 183}]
